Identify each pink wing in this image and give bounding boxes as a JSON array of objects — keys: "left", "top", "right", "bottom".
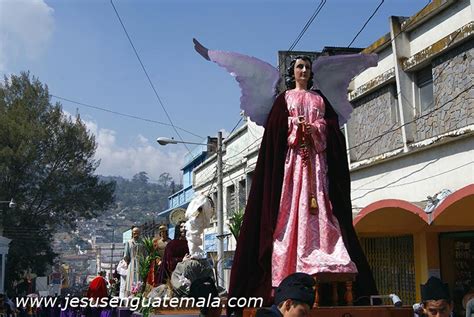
[
  {"left": 193, "top": 39, "right": 280, "bottom": 127},
  {"left": 312, "top": 53, "right": 378, "bottom": 125}
]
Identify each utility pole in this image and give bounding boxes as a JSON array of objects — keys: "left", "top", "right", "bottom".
[
  {"left": 216, "top": 131, "right": 225, "bottom": 288},
  {"left": 110, "top": 228, "right": 115, "bottom": 279},
  {"left": 156, "top": 133, "right": 226, "bottom": 287}
]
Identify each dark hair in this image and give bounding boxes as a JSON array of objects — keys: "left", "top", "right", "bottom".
[
  {"left": 174, "top": 221, "right": 185, "bottom": 240},
  {"left": 285, "top": 55, "right": 314, "bottom": 90},
  {"left": 277, "top": 299, "right": 308, "bottom": 308},
  {"left": 422, "top": 299, "right": 453, "bottom": 305}
]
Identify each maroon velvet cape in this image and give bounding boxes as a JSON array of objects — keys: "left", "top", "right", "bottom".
[
  {"left": 156, "top": 239, "right": 189, "bottom": 284},
  {"left": 228, "top": 91, "right": 377, "bottom": 311}
]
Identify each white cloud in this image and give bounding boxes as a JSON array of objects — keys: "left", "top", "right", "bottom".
[
  {"left": 62, "top": 111, "right": 185, "bottom": 182},
  {"left": 137, "top": 134, "right": 149, "bottom": 145},
  {"left": 0, "top": 0, "right": 54, "bottom": 72}
]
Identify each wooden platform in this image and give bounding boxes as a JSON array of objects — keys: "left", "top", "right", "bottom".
[
  {"left": 243, "top": 306, "right": 414, "bottom": 317},
  {"left": 138, "top": 305, "right": 414, "bottom": 317}
]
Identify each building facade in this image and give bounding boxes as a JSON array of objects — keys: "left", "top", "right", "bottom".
[
  {"left": 348, "top": 0, "right": 473, "bottom": 311},
  {"left": 157, "top": 137, "right": 216, "bottom": 237},
  {"left": 193, "top": 120, "right": 263, "bottom": 287},
  {"left": 0, "top": 236, "right": 11, "bottom": 294}
]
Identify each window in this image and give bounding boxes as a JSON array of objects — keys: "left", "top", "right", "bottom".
[
  {"left": 210, "top": 192, "right": 218, "bottom": 223},
  {"left": 415, "top": 66, "right": 434, "bottom": 113},
  {"left": 390, "top": 85, "right": 399, "bottom": 125},
  {"left": 238, "top": 179, "right": 246, "bottom": 211},
  {"left": 226, "top": 184, "right": 236, "bottom": 218},
  {"left": 360, "top": 236, "right": 416, "bottom": 305},
  {"left": 246, "top": 171, "right": 254, "bottom": 198}
]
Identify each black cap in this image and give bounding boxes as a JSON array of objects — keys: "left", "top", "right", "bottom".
[
  {"left": 274, "top": 273, "right": 315, "bottom": 307},
  {"left": 421, "top": 277, "right": 451, "bottom": 301},
  {"left": 189, "top": 276, "right": 218, "bottom": 299}
]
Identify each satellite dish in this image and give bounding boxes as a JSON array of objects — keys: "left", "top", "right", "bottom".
[{"left": 169, "top": 208, "right": 186, "bottom": 226}]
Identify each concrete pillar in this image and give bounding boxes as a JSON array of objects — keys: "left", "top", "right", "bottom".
[
  {"left": 390, "top": 16, "right": 415, "bottom": 150},
  {"left": 471, "top": 0, "right": 474, "bottom": 20},
  {"left": 413, "top": 231, "right": 440, "bottom": 302}
]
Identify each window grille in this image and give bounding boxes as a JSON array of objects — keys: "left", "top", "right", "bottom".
[{"left": 360, "top": 235, "right": 416, "bottom": 305}]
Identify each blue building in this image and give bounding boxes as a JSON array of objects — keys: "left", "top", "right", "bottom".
[{"left": 157, "top": 137, "right": 217, "bottom": 238}]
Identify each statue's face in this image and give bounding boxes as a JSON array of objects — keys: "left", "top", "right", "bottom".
[
  {"left": 160, "top": 229, "right": 168, "bottom": 239},
  {"left": 132, "top": 228, "right": 140, "bottom": 240},
  {"left": 180, "top": 222, "right": 186, "bottom": 237},
  {"left": 294, "top": 58, "right": 311, "bottom": 87}
]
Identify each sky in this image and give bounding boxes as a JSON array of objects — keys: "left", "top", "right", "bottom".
[{"left": 0, "top": 0, "right": 430, "bottom": 182}]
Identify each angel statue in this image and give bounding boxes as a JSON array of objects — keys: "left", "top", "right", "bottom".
[
  {"left": 193, "top": 39, "right": 379, "bottom": 308},
  {"left": 185, "top": 193, "right": 215, "bottom": 259}
]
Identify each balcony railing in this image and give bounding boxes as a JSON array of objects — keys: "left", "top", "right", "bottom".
[{"left": 168, "top": 185, "right": 194, "bottom": 209}]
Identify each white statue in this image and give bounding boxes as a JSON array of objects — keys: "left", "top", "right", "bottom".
[{"left": 185, "top": 194, "right": 214, "bottom": 259}]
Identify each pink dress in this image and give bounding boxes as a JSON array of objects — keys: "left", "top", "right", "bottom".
[{"left": 271, "top": 89, "right": 357, "bottom": 287}]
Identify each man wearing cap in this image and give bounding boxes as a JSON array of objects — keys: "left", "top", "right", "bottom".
[
  {"left": 256, "top": 273, "right": 315, "bottom": 317},
  {"left": 156, "top": 225, "right": 171, "bottom": 259},
  {"left": 421, "top": 276, "right": 454, "bottom": 317}
]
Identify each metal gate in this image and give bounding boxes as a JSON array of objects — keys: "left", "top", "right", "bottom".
[{"left": 360, "top": 235, "right": 416, "bottom": 305}]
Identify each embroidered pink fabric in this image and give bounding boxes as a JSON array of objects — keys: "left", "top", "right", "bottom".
[{"left": 271, "top": 90, "right": 357, "bottom": 287}]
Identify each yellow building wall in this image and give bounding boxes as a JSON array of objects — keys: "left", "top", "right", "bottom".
[{"left": 413, "top": 231, "right": 440, "bottom": 302}]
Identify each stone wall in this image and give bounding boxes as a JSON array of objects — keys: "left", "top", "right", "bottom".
[
  {"left": 347, "top": 84, "right": 404, "bottom": 162},
  {"left": 414, "top": 40, "right": 474, "bottom": 142}
]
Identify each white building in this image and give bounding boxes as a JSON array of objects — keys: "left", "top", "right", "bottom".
[
  {"left": 347, "top": 0, "right": 473, "bottom": 309},
  {"left": 0, "top": 236, "right": 11, "bottom": 294},
  {"left": 193, "top": 121, "right": 263, "bottom": 287}
]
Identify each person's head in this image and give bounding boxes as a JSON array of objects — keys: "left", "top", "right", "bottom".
[
  {"left": 174, "top": 221, "right": 186, "bottom": 240},
  {"left": 159, "top": 225, "right": 168, "bottom": 240},
  {"left": 286, "top": 56, "right": 313, "bottom": 90},
  {"left": 274, "top": 273, "right": 315, "bottom": 317},
  {"left": 189, "top": 276, "right": 220, "bottom": 317},
  {"left": 421, "top": 277, "right": 453, "bottom": 317},
  {"left": 132, "top": 227, "right": 140, "bottom": 240},
  {"left": 277, "top": 299, "right": 311, "bottom": 317},
  {"left": 99, "top": 271, "right": 106, "bottom": 277},
  {"left": 152, "top": 237, "right": 160, "bottom": 250}
]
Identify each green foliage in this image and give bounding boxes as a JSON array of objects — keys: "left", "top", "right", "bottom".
[
  {"left": 0, "top": 72, "right": 115, "bottom": 292},
  {"left": 139, "top": 237, "right": 159, "bottom": 284},
  {"left": 138, "top": 254, "right": 150, "bottom": 283},
  {"left": 141, "top": 237, "right": 156, "bottom": 256},
  {"left": 140, "top": 306, "right": 152, "bottom": 317},
  {"left": 229, "top": 208, "right": 245, "bottom": 240}
]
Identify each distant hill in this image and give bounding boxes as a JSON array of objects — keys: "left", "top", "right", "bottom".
[
  {"left": 55, "top": 171, "right": 181, "bottom": 254},
  {"left": 100, "top": 171, "right": 182, "bottom": 221}
]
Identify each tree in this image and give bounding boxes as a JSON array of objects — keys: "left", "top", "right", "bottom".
[
  {"left": 132, "top": 171, "right": 149, "bottom": 185},
  {"left": 0, "top": 72, "right": 115, "bottom": 292},
  {"left": 157, "top": 172, "right": 173, "bottom": 188}
]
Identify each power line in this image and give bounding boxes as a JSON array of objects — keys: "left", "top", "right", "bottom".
[
  {"left": 348, "top": 28, "right": 465, "bottom": 153},
  {"left": 347, "top": 0, "right": 384, "bottom": 47},
  {"left": 228, "top": 117, "right": 243, "bottom": 136},
  {"left": 109, "top": 0, "right": 190, "bottom": 152},
  {"left": 220, "top": 0, "right": 327, "bottom": 152},
  {"left": 287, "top": 0, "right": 327, "bottom": 53},
  {"left": 359, "top": 1, "right": 432, "bottom": 52},
  {"left": 347, "top": 84, "right": 473, "bottom": 152},
  {"left": 353, "top": 160, "right": 473, "bottom": 192},
  {"left": 50, "top": 94, "right": 204, "bottom": 139}
]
